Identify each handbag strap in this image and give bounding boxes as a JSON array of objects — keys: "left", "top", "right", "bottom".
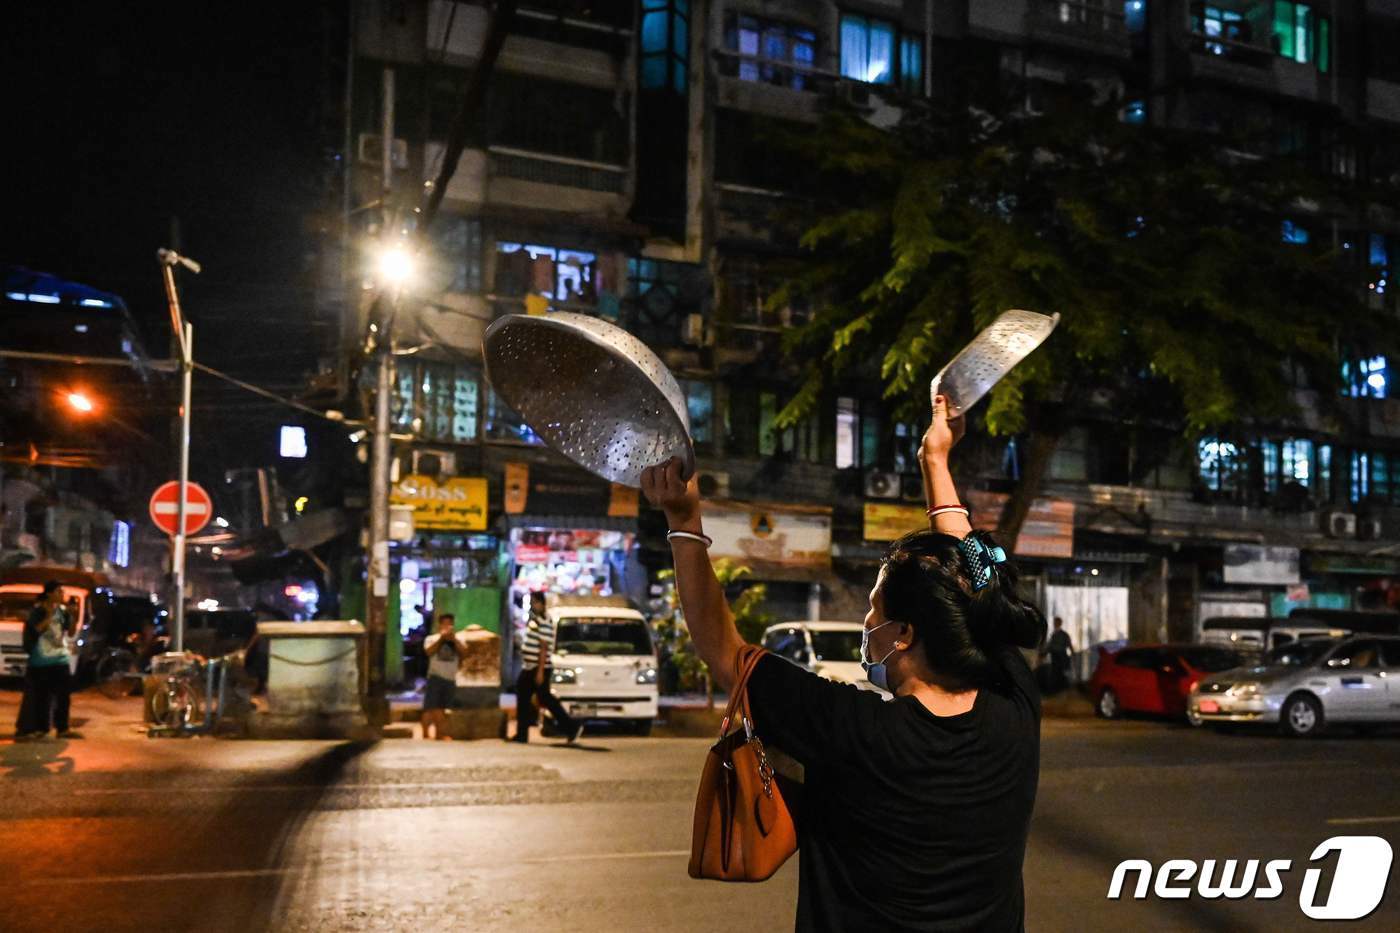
[{"left": 718, "top": 645, "right": 766, "bottom": 740}]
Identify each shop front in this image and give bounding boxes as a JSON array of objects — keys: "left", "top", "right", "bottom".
[
  {"left": 387, "top": 474, "right": 500, "bottom": 686},
  {"left": 497, "top": 461, "right": 645, "bottom": 676},
  {"left": 704, "top": 500, "right": 833, "bottom": 621}
]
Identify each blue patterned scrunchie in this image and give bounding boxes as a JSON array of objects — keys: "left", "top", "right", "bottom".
[{"left": 957, "top": 535, "right": 1007, "bottom": 591}]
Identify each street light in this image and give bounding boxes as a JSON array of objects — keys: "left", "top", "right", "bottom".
[
  {"left": 65, "top": 391, "right": 96, "bottom": 414},
  {"left": 375, "top": 245, "right": 416, "bottom": 288}
]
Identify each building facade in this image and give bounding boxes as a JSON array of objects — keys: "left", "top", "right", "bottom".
[{"left": 329, "top": 0, "right": 1400, "bottom": 682}]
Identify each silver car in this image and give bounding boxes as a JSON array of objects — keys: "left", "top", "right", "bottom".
[{"left": 1189, "top": 636, "right": 1400, "bottom": 736}]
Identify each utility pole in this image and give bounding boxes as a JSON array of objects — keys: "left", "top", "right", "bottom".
[
  {"left": 158, "top": 248, "right": 201, "bottom": 652},
  {"left": 360, "top": 1, "right": 516, "bottom": 721}
]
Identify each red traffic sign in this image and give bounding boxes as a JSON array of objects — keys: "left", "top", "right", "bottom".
[{"left": 149, "top": 481, "right": 214, "bottom": 537}]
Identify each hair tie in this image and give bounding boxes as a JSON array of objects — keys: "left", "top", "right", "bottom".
[{"left": 957, "top": 536, "right": 1007, "bottom": 591}]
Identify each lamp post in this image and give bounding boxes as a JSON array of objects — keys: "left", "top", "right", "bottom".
[
  {"left": 157, "top": 247, "right": 200, "bottom": 653},
  {"left": 364, "top": 241, "right": 415, "bottom": 722}
]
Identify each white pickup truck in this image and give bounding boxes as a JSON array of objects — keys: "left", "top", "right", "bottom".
[{"left": 545, "top": 595, "right": 658, "bottom": 736}]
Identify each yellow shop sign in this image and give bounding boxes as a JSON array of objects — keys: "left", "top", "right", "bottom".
[{"left": 391, "top": 475, "right": 488, "bottom": 531}]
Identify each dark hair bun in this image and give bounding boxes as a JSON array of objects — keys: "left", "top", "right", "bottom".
[{"left": 881, "top": 530, "right": 1047, "bottom": 688}]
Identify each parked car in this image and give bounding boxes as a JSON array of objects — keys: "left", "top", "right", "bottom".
[
  {"left": 1200, "top": 615, "right": 1349, "bottom": 659},
  {"left": 0, "top": 567, "right": 123, "bottom": 679},
  {"left": 1090, "top": 644, "right": 1246, "bottom": 720},
  {"left": 547, "top": 595, "right": 658, "bottom": 736},
  {"left": 1188, "top": 636, "right": 1400, "bottom": 737},
  {"left": 760, "top": 620, "right": 891, "bottom": 698}
]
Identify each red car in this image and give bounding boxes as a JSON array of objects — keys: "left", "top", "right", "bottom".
[{"left": 1089, "top": 644, "right": 1245, "bottom": 720}]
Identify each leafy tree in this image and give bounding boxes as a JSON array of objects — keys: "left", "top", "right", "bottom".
[
  {"left": 772, "top": 89, "right": 1393, "bottom": 542},
  {"left": 651, "top": 559, "right": 774, "bottom": 708}
]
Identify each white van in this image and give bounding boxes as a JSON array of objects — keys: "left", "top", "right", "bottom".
[
  {"left": 761, "top": 620, "right": 891, "bottom": 698},
  {"left": 546, "top": 595, "right": 658, "bottom": 735}
]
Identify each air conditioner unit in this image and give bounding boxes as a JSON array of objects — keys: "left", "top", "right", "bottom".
[
  {"left": 356, "top": 133, "right": 410, "bottom": 170},
  {"left": 695, "top": 470, "right": 730, "bottom": 498},
  {"left": 864, "top": 471, "right": 901, "bottom": 500},
  {"left": 413, "top": 449, "right": 456, "bottom": 478},
  {"left": 1357, "top": 516, "right": 1384, "bottom": 541},
  {"left": 1322, "top": 510, "right": 1357, "bottom": 538},
  {"left": 681, "top": 313, "right": 712, "bottom": 347},
  {"left": 835, "top": 81, "right": 873, "bottom": 109},
  {"left": 900, "top": 474, "right": 925, "bottom": 502}
]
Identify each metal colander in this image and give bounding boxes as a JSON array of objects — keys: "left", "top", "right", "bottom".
[
  {"left": 931, "top": 309, "right": 1060, "bottom": 419},
  {"left": 482, "top": 312, "right": 694, "bottom": 488}
]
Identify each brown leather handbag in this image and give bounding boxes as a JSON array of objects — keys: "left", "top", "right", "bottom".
[{"left": 689, "top": 646, "right": 797, "bottom": 882}]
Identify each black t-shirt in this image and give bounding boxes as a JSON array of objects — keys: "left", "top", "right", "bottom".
[{"left": 746, "top": 648, "right": 1041, "bottom": 932}]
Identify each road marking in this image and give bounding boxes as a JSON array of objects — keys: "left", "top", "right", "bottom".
[
  {"left": 1327, "top": 815, "right": 1400, "bottom": 825},
  {"left": 72, "top": 780, "right": 564, "bottom": 796},
  {"left": 521, "top": 850, "right": 689, "bottom": 864},
  {"left": 27, "top": 868, "right": 294, "bottom": 886},
  {"left": 24, "top": 852, "right": 692, "bottom": 885}
]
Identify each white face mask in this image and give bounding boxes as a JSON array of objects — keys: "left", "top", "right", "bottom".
[{"left": 860, "top": 619, "right": 900, "bottom": 691}]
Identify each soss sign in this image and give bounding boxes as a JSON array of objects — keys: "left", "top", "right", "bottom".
[{"left": 391, "top": 475, "right": 487, "bottom": 531}]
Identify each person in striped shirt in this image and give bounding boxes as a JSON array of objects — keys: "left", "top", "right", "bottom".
[{"left": 511, "top": 592, "right": 583, "bottom": 743}]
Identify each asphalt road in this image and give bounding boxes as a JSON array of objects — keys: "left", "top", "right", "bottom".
[{"left": 2, "top": 706, "right": 1399, "bottom": 932}]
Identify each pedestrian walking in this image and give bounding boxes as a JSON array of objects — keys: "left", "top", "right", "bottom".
[
  {"left": 511, "top": 592, "right": 583, "bottom": 744},
  {"left": 1047, "top": 616, "right": 1074, "bottom": 692},
  {"left": 421, "top": 614, "right": 460, "bottom": 741},
  {"left": 641, "top": 393, "right": 1046, "bottom": 930},
  {"left": 15, "top": 581, "right": 82, "bottom": 740}
]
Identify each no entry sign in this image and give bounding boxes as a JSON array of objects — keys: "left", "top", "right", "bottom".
[{"left": 149, "top": 481, "right": 213, "bottom": 537}]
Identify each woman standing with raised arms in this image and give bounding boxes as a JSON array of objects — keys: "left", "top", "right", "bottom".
[{"left": 641, "top": 394, "right": 1047, "bottom": 932}]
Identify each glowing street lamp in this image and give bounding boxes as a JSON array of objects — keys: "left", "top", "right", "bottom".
[
  {"left": 66, "top": 391, "right": 96, "bottom": 414},
  {"left": 375, "top": 245, "right": 416, "bottom": 287}
]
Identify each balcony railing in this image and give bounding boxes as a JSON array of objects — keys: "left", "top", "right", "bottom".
[
  {"left": 1033, "top": 0, "right": 1128, "bottom": 36},
  {"left": 1188, "top": 29, "right": 1275, "bottom": 68},
  {"left": 488, "top": 146, "right": 627, "bottom": 194}
]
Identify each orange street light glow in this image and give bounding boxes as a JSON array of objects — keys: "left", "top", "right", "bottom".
[{"left": 67, "top": 392, "right": 96, "bottom": 413}]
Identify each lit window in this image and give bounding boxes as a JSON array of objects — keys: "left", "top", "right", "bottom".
[
  {"left": 835, "top": 397, "right": 858, "bottom": 469},
  {"left": 280, "top": 425, "right": 308, "bottom": 459},
  {"left": 1281, "top": 438, "right": 1313, "bottom": 485},
  {"left": 641, "top": 0, "right": 688, "bottom": 92},
  {"left": 1281, "top": 220, "right": 1309, "bottom": 244},
  {"left": 1273, "top": 1, "right": 1329, "bottom": 72},
  {"left": 1125, "top": 1, "right": 1147, "bottom": 34},
  {"left": 897, "top": 35, "right": 922, "bottom": 94},
  {"left": 1369, "top": 234, "right": 1390, "bottom": 298},
  {"left": 1198, "top": 438, "right": 1243, "bottom": 491},
  {"left": 723, "top": 14, "right": 816, "bottom": 90},
  {"left": 681, "top": 379, "right": 714, "bottom": 445},
  {"left": 1122, "top": 99, "right": 1147, "bottom": 125},
  {"left": 839, "top": 14, "right": 895, "bottom": 85},
  {"left": 1342, "top": 356, "right": 1388, "bottom": 399},
  {"left": 495, "top": 242, "right": 598, "bottom": 305},
  {"left": 109, "top": 521, "right": 130, "bottom": 568}
]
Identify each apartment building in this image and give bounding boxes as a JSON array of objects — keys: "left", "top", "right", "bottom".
[{"left": 329, "top": 0, "right": 1400, "bottom": 677}]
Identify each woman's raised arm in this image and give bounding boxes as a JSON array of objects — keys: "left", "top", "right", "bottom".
[{"left": 640, "top": 457, "right": 747, "bottom": 692}]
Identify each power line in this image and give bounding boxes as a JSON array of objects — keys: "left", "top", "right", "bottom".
[{"left": 192, "top": 362, "right": 342, "bottom": 422}]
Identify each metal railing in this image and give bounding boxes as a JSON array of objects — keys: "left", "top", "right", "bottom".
[{"left": 488, "top": 146, "right": 627, "bottom": 193}]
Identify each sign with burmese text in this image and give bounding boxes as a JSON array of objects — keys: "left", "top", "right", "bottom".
[
  {"left": 706, "top": 502, "right": 831, "bottom": 569},
  {"left": 390, "top": 475, "right": 488, "bottom": 531}
]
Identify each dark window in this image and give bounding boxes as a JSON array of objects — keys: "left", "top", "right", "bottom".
[
  {"left": 1380, "top": 640, "right": 1400, "bottom": 668},
  {"left": 433, "top": 217, "right": 483, "bottom": 294},
  {"left": 763, "top": 628, "right": 809, "bottom": 663},
  {"left": 680, "top": 379, "right": 714, "bottom": 447},
  {"left": 810, "top": 630, "right": 863, "bottom": 663},
  {"left": 1178, "top": 647, "right": 1245, "bottom": 673},
  {"left": 1114, "top": 648, "right": 1157, "bottom": 669},
  {"left": 485, "top": 72, "right": 629, "bottom": 165},
  {"left": 1327, "top": 640, "right": 1382, "bottom": 670},
  {"left": 555, "top": 619, "right": 653, "bottom": 656}
]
